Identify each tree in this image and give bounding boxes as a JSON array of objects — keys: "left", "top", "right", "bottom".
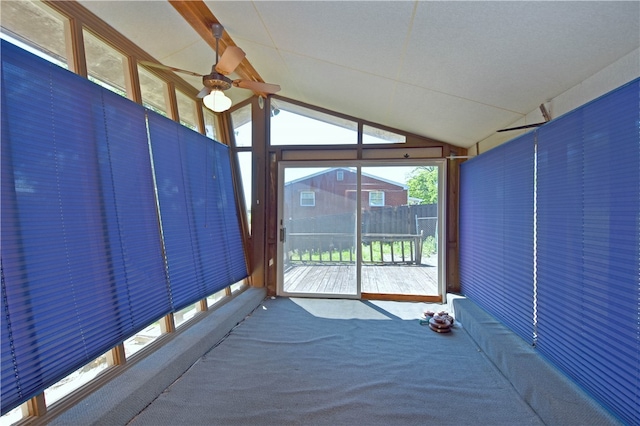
[{"left": 407, "top": 166, "right": 438, "bottom": 204}]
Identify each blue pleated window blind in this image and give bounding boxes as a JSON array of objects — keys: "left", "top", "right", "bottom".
[
  {"left": 183, "top": 131, "right": 229, "bottom": 298},
  {"left": 536, "top": 79, "right": 639, "bottom": 425},
  {"left": 148, "top": 114, "right": 248, "bottom": 311},
  {"left": 183, "top": 131, "right": 247, "bottom": 294},
  {"left": 460, "top": 145, "right": 507, "bottom": 323},
  {"left": 1, "top": 40, "right": 169, "bottom": 414},
  {"left": 459, "top": 133, "right": 535, "bottom": 343},
  {"left": 95, "top": 90, "right": 172, "bottom": 329},
  {"left": 147, "top": 115, "right": 202, "bottom": 310}
]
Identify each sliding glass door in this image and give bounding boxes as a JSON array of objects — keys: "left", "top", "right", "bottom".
[
  {"left": 279, "top": 165, "right": 359, "bottom": 297},
  {"left": 278, "top": 160, "right": 445, "bottom": 300},
  {"left": 360, "top": 165, "right": 440, "bottom": 296}
]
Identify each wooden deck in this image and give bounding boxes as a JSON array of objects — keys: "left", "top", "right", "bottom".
[{"left": 283, "top": 256, "right": 439, "bottom": 296}]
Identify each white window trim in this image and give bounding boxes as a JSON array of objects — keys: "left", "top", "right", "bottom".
[
  {"left": 369, "top": 191, "right": 384, "bottom": 207},
  {"left": 300, "top": 191, "right": 315, "bottom": 207}
]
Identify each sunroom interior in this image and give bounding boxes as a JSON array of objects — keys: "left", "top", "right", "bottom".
[{"left": 1, "top": 1, "right": 638, "bottom": 425}]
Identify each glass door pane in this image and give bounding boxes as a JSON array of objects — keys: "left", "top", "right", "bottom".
[
  {"left": 360, "top": 165, "right": 440, "bottom": 296},
  {"left": 279, "top": 166, "right": 358, "bottom": 296}
]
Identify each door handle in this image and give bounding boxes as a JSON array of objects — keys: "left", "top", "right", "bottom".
[{"left": 280, "top": 227, "right": 286, "bottom": 242}]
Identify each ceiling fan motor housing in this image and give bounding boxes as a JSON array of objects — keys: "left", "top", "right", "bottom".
[{"left": 203, "top": 72, "right": 232, "bottom": 91}]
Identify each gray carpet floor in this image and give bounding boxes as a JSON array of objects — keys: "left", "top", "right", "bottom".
[{"left": 128, "top": 297, "right": 543, "bottom": 425}]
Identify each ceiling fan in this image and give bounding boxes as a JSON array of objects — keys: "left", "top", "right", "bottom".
[{"left": 139, "top": 23, "right": 280, "bottom": 112}]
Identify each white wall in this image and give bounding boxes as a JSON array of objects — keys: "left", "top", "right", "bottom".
[{"left": 472, "top": 48, "right": 640, "bottom": 156}]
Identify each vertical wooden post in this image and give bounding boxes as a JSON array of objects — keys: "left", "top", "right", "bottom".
[
  {"left": 251, "top": 98, "right": 268, "bottom": 291},
  {"left": 107, "top": 344, "right": 126, "bottom": 366},
  {"left": 160, "top": 313, "right": 176, "bottom": 334},
  {"left": 124, "top": 56, "right": 143, "bottom": 104},
  {"left": 165, "top": 82, "right": 179, "bottom": 122},
  {"left": 446, "top": 149, "right": 466, "bottom": 292},
  {"left": 22, "top": 394, "right": 46, "bottom": 417},
  {"left": 63, "top": 16, "right": 87, "bottom": 78},
  {"left": 196, "top": 299, "right": 208, "bottom": 312}
]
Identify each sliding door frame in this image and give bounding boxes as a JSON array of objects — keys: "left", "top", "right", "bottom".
[
  {"left": 277, "top": 157, "right": 447, "bottom": 301},
  {"left": 277, "top": 160, "right": 362, "bottom": 299}
]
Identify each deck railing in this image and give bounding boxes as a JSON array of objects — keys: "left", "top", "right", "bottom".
[{"left": 284, "top": 232, "right": 424, "bottom": 266}]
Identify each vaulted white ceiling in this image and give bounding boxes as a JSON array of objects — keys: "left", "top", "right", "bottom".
[{"left": 78, "top": 1, "right": 639, "bottom": 149}]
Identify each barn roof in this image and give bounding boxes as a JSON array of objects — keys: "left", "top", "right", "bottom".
[{"left": 285, "top": 167, "right": 408, "bottom": 190}]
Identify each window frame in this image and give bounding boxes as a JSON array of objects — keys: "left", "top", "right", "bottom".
[
  {"left": 300, "top": 191, "right": 316, "bottom": 207},
  {"left": 369, "top": 190, "right": 385, "bottom": 207}
]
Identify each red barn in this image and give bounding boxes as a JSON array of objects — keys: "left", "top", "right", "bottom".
[{"left": 283, "top": 167, "right": 408, "bottom": 221}]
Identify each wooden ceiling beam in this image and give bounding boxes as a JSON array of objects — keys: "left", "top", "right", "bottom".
[{"left": 169, "top": 0, "right": 266, "bottom": 92}]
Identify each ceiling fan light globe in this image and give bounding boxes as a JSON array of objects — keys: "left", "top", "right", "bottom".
[{"left": 203, "top": 90, "right": 232, "bottom": 113}]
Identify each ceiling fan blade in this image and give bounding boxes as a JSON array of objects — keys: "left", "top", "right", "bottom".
[
  {"left": 233, "top": 79, "right": 281, "bottom": 94},
  {"left": 214, "top": 46, "right": 246, "bottom": 75},
  {"left": 498, "top": 105, "right": 551, "bottom": 133},
  {"left": 138, "top": 60, "right": 203, "bottom": 77},
  {"left": 496, "top": 122, "right": 546, "bottom": 133},
  {"left": 196, "top": 87, "right": 210, "bottom": 98}
]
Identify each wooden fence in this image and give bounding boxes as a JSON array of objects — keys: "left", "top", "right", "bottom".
[
  {"left": 284, "top": 232, "right": 423, "bottom": 265},
  {"left": 286, "top": 204, "right": 436, "bottom": 236},
  {"left": 283, "top": 204, "right": 436, "bottom": 266}
]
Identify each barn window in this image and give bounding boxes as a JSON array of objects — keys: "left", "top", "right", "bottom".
[
  {"left": 300, "top": 191, "right": 316, "bottom": 206},
  {"left": 336, "top": 170, "right": 344, "bottom": 181},
  {"left": 369, "top": 191, "right": 384, "bottom": 207}
]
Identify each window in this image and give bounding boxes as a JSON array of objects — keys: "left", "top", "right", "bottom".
[
  {"left": 138, "top": 64, "right": 168, "bottom": 116},
  {"left": 123, "top": 320, "right": 162, "bottom": 358},
  {"left": 237, "top": 152, "right": 252, "bottom": 233},
  {"left": 44, "top": 352, "right": 110, "bottom": 406},
  {"left": 176, "top": 90, "right": 197, "bottom": 130},
  {"left": 174, "top": 302, "right": 199, "bottom": 329},
  {"left": 337, "top": 170, "right": 344, "bottom": 181},
  {"left": 369, "top": 191, "right": 384, "bottom": 207},
  {"left": 84, "top": 29, "right": 127, "bottom": 97},
  {"left": 231, "top": 104, "right": 252, "bottom": 147},
  {"left": 300, "top": 191, "right": 316, "bottom": 206},
  {"left": 271, "top": 99, "right": 357, "bottom": 145},
  {"left": 0, "top": 0, "right": 68, "bottom": 68},
  {"left": 203, "top": 108, "right": 218, "bottom": 140},
  {"left": 231, "top": 104, "right": 252, "bottom": 234},
  {"left": 363, "top": 125, "right": 407, "bottom": 144}
]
